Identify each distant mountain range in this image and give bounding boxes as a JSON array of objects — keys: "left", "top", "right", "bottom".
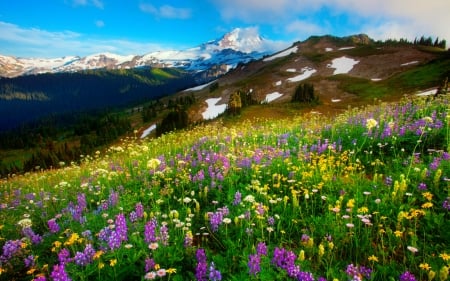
[{"left": 0, "top": 28, "right": 279, "bottom": 78}]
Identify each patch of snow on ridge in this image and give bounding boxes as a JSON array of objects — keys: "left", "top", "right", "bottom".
[
  {"left": 202, "top": 98, "right": 227, "bottom": 120},
  {"left": 327, "top": 56, "right": 359, "bottom": 75},
  {"left": 287, "top": 67, "right": 316, "bottom": 82},
  {"left": 184, "top": 80, "right": 217, "bottom": 92},
  {"left": 371, "top": 78, "right": 382, "bottom": 81},
  {"left": 275, "top": 81, "right": 282, "bottom": 86},
  {"left": 331, "top": 99, "right": 341, "bottom": 103},
  {"left": 338, "top": 46, "right": 355, "bottom": 50},
  {"left": 263, "top": 92, "right": 283, "bottom": 103},
  {"left": 416, "top": 88, "right": 437, "bottom": 96},
  {"left": 286, "top": 68, "right": 296, "bottom": 72},
  {"left": 263, "top": 46, "right": 298, "bottom": 62},
  {"left": 325, "top": 48, "right": 333, "bottom": 52},
  {"left": 141, "top": 124, "right": 156, "bottom": 139},
  {"left": 401, "top": 61, "right": 418, "bottom": 66}
]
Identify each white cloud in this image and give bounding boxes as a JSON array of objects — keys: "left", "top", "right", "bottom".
[
  {"left": 139, "top": 4, "right": 191, "bottom": 19},
  {"left": 70, "top": 0, "right": 104, "bottom": 9},
  {"left": 211, "top": 0, "right": 450, "bottom": 44},
  {"left": 0, "top": 22, "right": 165, "bottom": 58}
]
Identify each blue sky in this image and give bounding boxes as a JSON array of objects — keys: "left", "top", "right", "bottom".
[{"left": 0, "top": 0, "right": 449, "bottom": 58}]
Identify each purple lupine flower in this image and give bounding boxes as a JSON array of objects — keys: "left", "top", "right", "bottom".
[
  {"left": 22, "top": 227, "right": 43, "bottom": 244},
  {"left": 50, "top": 263, "right": 72, "bottom": 281},
  {"left": 0, "top": 239, "right": 22, "bottom": 262},
  {"left": 346, "top": 264, "right": 372, "bottom": 280},
  {"left": 77, "top": 193, "right": 87, "bottom": 210},
  {"left": 58, "top": 248, "right": 71, "bottom": 264},
  {"left": 145, "top": 258, "right": 155, "bottom": 272},
  {"left": 297, "top": 271, "right": 314, "bottom": 281},
  {"left": 159, "top": 223, "right": 169, "bottom": 246},
  {"left": 74, "top": 251, "right": 90, "bottom": 266},
  {"left": 144, "top": 218, "right": 158, "bottom": 243},
  {"left": 443, "top": 197, "right": 450, "bottom": 211},
  {"left": 48, "top": 218, "right": 60, "bottom": 233},
  {"left": 248, "top": 254, "right": 261, "bottom": 276},
  {"left": 135, "top": 202, "right": 144, "bottom": 219},
  {"left": 385, "top": 176, "right": 393, "bottom": 186},
  {"left": 195, "top": 248, "right": 208, "bottom": 281},
  {"left": 233, "top": 191, "right": 242, "bottom": 206},
  {"left": 209, "top": 262, "right": 222, "bottom": 281},
  {"left": 108, "top": 230, "right": 122, "bottom": 250},
  {"left": 108, "top": 190, "right": 119, "bottom": 207},
  {"left": 399, "top": 271, "right": 417, "bottom": 281},
  {"left": 115, "top": 213, "right": 128, "bottom": 242},
  {"left": 129, "top": 211, "right": 138, "bottom": 223},
  {"left": 429, "top": 157, "right": 441, "bottom": 170},
  {"left": 24, "top": 255, "right": 35, "bottom": 267},
  {"left": 81, "top": 230, "right": 92, "bottom": 240},
  {"left": 267, "top": 216, "right": 275, "bottom": 226},
  {"left": 209, "top": 211, "right": 223, "bottom": 232},
  {"left": 256, "top": 242, "right": 267, "bottom": 256},
  {"left": 417, "top": 182, "right": 427, "bottom": 190}
]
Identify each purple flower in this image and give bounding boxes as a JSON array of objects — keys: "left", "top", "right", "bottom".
[
  {"left": 77, "top": 193, "right": 87, "bottom": 210},
  {"left": 145, "top": 258, "right": 155, "bottom": 272},
  {"left": 58, "top": 248, "right": 72, "bottom": 264},
  {"left": 208, "top": 262, "right": 222, "bottom": 281},
  {"left": 115, "top": 213, "right": 128, "bottom": 242},
  {"left": 0, "top": 239, "right": 22, "bottom": 262},
  {"left": 135, "top": 202, "right": 144, "bottom": 219},
  {"left": 48, "top": 218, "right": 60, "bottom": 234},
  {"left": 22, "top": 227, "right": 42, "bottom": 244},
  {"left": 50, "top": 263, "right": 72, "bottom": 281},
  {"left": 144, "top": 218, "right": 158, "bottom": 243},
  {"left": 267, "top": 216, "right": 275, "bottom": 226},
  {"left": 108, "top": 230, "right": 122, "bottom": 250},
  {"left": 399, "top": 271, "right": 417, "bottom": 281},
  {"left": 418, "top": 182, "right": 427, "bottom": 190},
  {"left": 195, "top": 248, "right": 208, "bottom": 281},
  {"left": 443, "top": 197, "right": 450, "bottom": 211},
  {"left": 159, "top": 223, "right": 169, "bottom": 246},
  {"left": 233, "top": 191, "right": 242, "bottom": 206},
  {"left": 209, "top": 211, "right": 223, "bottom": 232},
  {"left": 74, "top": 244, "right": 95, "bottom": 266},
  {"left": 345, "top": 264, "right": 372, "bottom": 280},
  {"left": 256, "top": 242, "right": 267, "bottom": 256},
  {"left": 24, "top": 255, "right": 35, "bottom": 267},
  {"left": 129, "top": 211, "right": 138, "bottom": 223},
  {"left": 108, "top": 190, "right": 119, "bottom": 207},
  {"left": 248, "top": 254, "right": 261, "bottom": 276},
  {"left": 385, "top": 176, "right": 393, "bottom": 186},
  {"left": 297, "top": 271, "right": 314, "bottom": 281}
]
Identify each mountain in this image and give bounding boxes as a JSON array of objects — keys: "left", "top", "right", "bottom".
[{"left": 0, "top": 28, "right": 276, "bottom": 78}]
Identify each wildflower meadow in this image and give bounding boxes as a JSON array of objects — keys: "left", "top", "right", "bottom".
[{"left": 1, "top": 95, "right": 449, "bottom": 281}]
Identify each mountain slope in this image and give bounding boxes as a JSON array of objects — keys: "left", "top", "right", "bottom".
[{"left": 0, "top": 28, "right": 278, "bottom": 78}]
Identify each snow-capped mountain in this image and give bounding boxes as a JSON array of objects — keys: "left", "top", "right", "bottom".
[{"left": 0, "top": 28, "right": 279, "bottom": 78}]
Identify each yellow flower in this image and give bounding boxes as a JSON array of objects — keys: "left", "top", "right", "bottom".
[
  {"left": 357, "top": 206, "right": 369, "bottom": 214},
  {"left": 346, "top": 199, "right": 355, "bottom": 209},
  {"left": 109, "top": 259, "right": 117, "bottom": 267},
  {"left": 394, "top": 230, "right": 403, "bottom": 237},
  {"left": 154, "top": 263, "right": 160, "bottom": 270},
  {"left": 368, "top": 255, "right": 379, "bottom": 262},
  {"left": 64, "top": 233, "right": 80, "bottom": 246},
  {"left": 422, "top": 192, "right": 433, "bottom": 201},
  {"left": 421, "top": 202, "right": 433, "bottom": 209},
  {"left": 93, "top": 250, "right": 103, "bottom": 260},
  {"left": 440, "top": 252, "right": 450, "bottom": 261},
  {"left": 366, "top": 118, "right": 378, "bottom": 130},
  {"left": 27, "top": 268, "right": 37, "bottom": 275},
  {"left": 166, "top": 268, "right": 177, "bottom": 274},
  {"left": 419, "top": 263, "right": 431, "bottom": 271},
  {"left": 0, "top": 267, "right": 6, "bottom": 274},
  {"left": 98, "top": 262, "right": 105, "bottom": 269}
]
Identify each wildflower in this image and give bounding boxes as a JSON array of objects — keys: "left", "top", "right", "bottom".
[
  {"left": 147, "top": 158, "right": 161, "bottom": 170},
  {"left": 17, "top": 218, "right": 32, "bottom": 229},
  {"left": 421, "top": 202, "right": 433, "bottom": 209},
  {"left": 346, "top": 264, "right": 372, "bottom": 280},
  {"left": 149, "top": 243, "right": 159, "bottom": 251},
  {"left": 50, "top": 264, "right": 71, "bottom": 281},
  {"left": 439, "top": 266, "right": 449, "bottom": 281},
  {"left": 156, "top": 269, "right": 166, "bottom": 277},
  {"left": 233, "top": 191, "right": 242, "bottom": 205},
  {"left": 417, "top": 182, "right": 427, "bottom": 190},
  {"left": 422, "top": 192, "right": 433, "bottom": 201},
  {"left": 159, "top": 223, "right": 169, "bottom": 246},
  {"left": 144, "top": 271, "right": 157, "bottom": 280},
  {"left": 167, "top": 268, "right": 176, "bottom": 274},
  {"left": 407, "top": 246, "right": 419, "bottom": 253},
  {"left": 439, "top": 252, "right": 450, "bottom": 261},
  {"left": 109, "top": 259, "right": 117, "bottom": 267},
  {"left": 195, "top": 248, "right": 208, "bottom": 281},
  {"left": 443, "top": 198, "right": 450, "bottom": 211},
  {"left": 366, "top": 118, "right": 378, "bottom": 130},
  {"left": 144, "top": 218, "right": 158, "bottom": 243},
  {"left": 0, "top": 239, "right": 22, "bottom": 261},
  {"left": 394, "top": 230, "right": 403, "bottom": 237},
  {"left": 209, "top": 262, "right": 222, "bottom": 281},
  {"left": 419, "top": 263, "right": 431, "bottom": 271},
  {"left": 256, "top": 242, "right": 268, "bottom": 256},
  {"left": 47, "top": 219, "right": 60, "bottom": 233},
  {"left": 368, "top": 255, "right": 378, "bottom": 262},
  {"left": 399, "top": 271, "right": 417, "bottom": 281}
]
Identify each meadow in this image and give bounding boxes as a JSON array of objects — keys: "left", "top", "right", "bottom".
[{"left": 0, "top": 94, "right": 449, "bottom": 281}]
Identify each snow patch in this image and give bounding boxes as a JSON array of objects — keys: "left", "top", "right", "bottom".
[
  {"left": 416, "top": 88, "right": 437, "bottom": 96},
  {"left": 286, "top": 68, "right": 296, "bottom": 72},
  {"left": 401, "top": 61, "right": 418, "bottom": 66},
  {"left": 338, "top": 46, "right": 355, "bottom": 50},
  {"left": 263, "top": 46, "right": 298, "bottom": 62},
  {"left": 325, "top": 47, "right": 333, "bottom": 52},
  {"left": 371, "top": 78, "right": 382, "bottom": 81},
  {"left": 287, "top": 67, "right": 316, "bottom": 82},
  {"left": 331, "top": 99, "right": 342, "bottom": 103},
  {"left": 327, "top": 56, "right": 359, "bottom": 75},
  {"left": 263, "top": 92, "right": 283, "bottom": 103},
  {"left": 184, "top": 80, "right": 217, "bottom": 92},
  {"left": 140, "top": 124, "right": 156, "bottom": 139},
  {"left": 275, "top": 80, "right": 282, "bottom": 86},
  {"left": 202, "top": 98, "right": 227, "bottom": 120}
]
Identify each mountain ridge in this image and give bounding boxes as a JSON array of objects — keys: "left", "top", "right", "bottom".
[{"left": 0, "top": 27, "right": 279, "bottom": 78}]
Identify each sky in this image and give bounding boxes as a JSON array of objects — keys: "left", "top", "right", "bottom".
[{"left": 0, "top": 0, "right": 449, "bottom": 58}]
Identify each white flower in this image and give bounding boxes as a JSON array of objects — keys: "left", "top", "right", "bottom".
[{"left": 407, "top": 246, "right": 419, "bottom": 253}]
